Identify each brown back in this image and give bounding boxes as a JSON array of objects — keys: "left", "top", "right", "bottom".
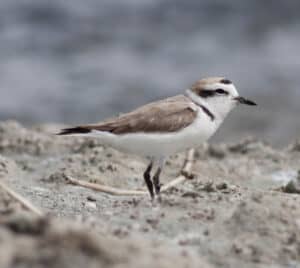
[{"left": 83, "top": 95, "right": 197, "bottom": 134}]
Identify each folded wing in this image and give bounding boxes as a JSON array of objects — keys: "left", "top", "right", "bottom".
[{"left": 58, "top": 96, "right": 197, "bottom": 135}]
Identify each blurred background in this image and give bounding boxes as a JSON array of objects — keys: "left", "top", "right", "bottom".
[{"left": 0, "top": 0, "right": 299, "bottom": 146}]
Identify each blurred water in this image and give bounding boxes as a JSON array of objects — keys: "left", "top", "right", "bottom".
[{"left": 0, "top": 0, "right": 300, "bottom": 145}]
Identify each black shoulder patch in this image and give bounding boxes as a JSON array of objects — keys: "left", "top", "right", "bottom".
[{"left": 199, "top": 104, "right": 215, "bottom": 121}]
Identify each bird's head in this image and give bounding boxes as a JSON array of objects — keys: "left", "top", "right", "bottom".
[{"left": 186, "top": 77, "right": 256, "bottom": 120}]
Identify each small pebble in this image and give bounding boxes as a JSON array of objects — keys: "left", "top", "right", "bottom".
[
  {"left": 85, "top": 201, "right": 97, "bottom": 209},
  {"left": 216, "top": 182, "right": 228, "bottom": 190},
  {"left": 87, "top": 195, "right": 97, "bottom": 202}
]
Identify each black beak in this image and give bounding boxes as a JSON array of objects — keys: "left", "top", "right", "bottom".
[{"left": 234, "top": 96, "right": 257, "bottom": 106}]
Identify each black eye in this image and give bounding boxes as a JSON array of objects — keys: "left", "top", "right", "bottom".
[{"left": 215, "top": 89, "right": 228, "bottom": 95}]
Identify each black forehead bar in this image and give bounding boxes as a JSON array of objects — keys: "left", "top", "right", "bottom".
[
  {"left": 198, "top": 90, "right": 215, "bottom": 98},
  {"left": 220, "top": 79, "right": 232, "bottom": 85}
]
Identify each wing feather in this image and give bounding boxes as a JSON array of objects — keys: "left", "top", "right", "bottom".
[{"left": 58, "top": 95, "right": 197, "bottom": 135}]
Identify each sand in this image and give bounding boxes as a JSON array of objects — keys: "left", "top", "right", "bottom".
[{"left": 0, "top": 120, "right": 300, "bottom": 268}]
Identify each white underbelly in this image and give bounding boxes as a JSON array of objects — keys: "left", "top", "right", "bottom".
[{"left": 90, "top": 115, "right": 219, "bottom": 158}]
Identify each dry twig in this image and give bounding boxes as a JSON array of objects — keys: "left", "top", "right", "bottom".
[
  {"left": 161, "top": 148, "right": 195, "bottom": 192},
  {"left": 0, "top": 181, "right": 44, "bottom": 217},
  {"left": 65, "top": 148, "right": 195, "bottom": 196},
  {"left": 65, "top": 176, "right": 146, "bottom": 196}
]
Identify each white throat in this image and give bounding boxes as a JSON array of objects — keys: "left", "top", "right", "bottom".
[{"left": 185, "top": 89, "right": 234, "bottom": 122}]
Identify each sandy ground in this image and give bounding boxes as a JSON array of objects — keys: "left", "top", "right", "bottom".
[{"left": 0, "top": 120, "right": 300, "bottom": 268}]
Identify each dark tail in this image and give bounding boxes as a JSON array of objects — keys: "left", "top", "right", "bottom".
[{"left": 57, "top": 126, "right": 91, "bottom": 135}]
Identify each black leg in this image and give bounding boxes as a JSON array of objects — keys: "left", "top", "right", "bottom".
[
  {"left": 143, "top": 161, "right": 154, "bottom": 199},
  {"left": 153, "top": 167, "right": 162, "bottom": 197}
]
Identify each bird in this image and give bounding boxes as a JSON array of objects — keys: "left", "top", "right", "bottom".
[{"left": 58, "top": 77, "right": 256, "bottom": 200}]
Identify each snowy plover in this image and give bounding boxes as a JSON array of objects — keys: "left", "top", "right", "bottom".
[{"left": 58, "top": 77, "right": 256, "bottom": 199}]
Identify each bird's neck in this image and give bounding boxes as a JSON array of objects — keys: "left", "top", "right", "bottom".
[
  {"left": 185, "top": 89, "right": 231, "bottom": 122},
  {"left": 185, "top": 89, "right": 218, "bottom": 121}
]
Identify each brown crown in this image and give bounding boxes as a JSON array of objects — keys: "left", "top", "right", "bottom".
[{"left": 190, "top": 77, "right": 229, "bottom": 94}]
